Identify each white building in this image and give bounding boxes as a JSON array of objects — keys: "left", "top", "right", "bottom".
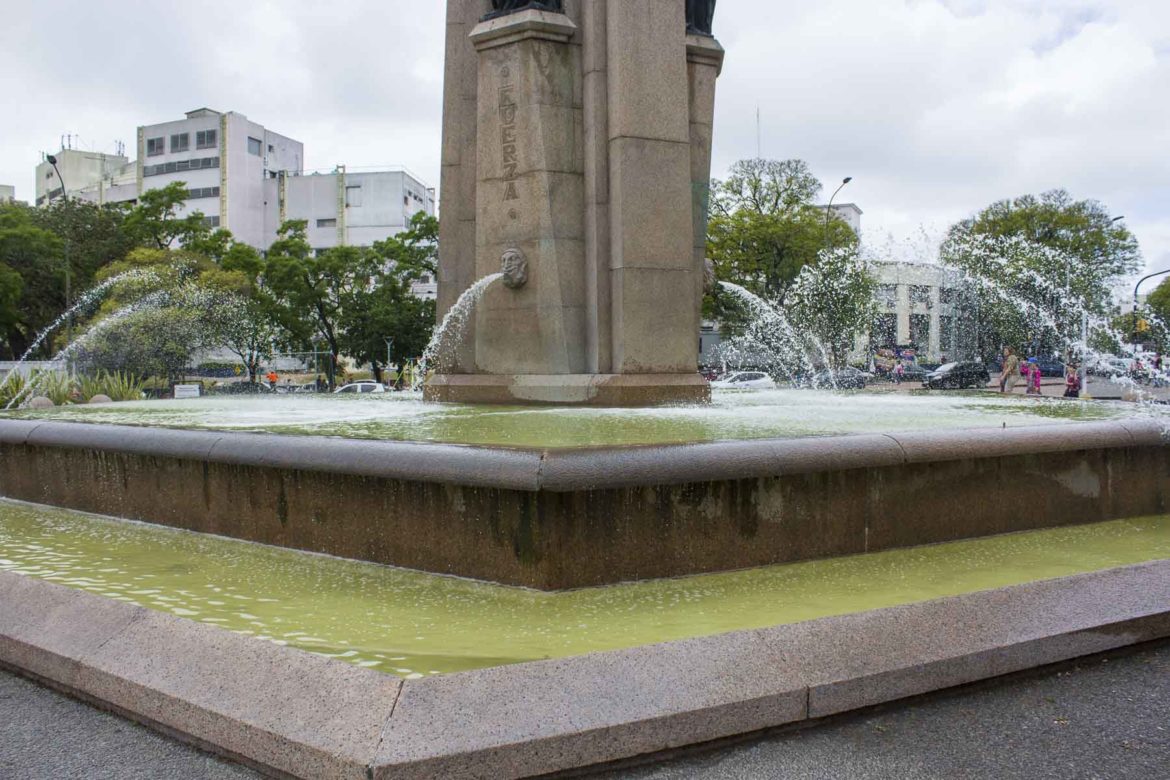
[
  {"left": 35, "top": 149, "right": 130, "bottom": 205},
  {"left": 819, "top": 202, "right": 863, "bottom": 235},
  {"left": 0, "top": 185, "right": 14, "bottom": 204},
  {"left": 37, "top": 108, "right": 435, "bottom": 255},
  {"left": 861, "top": 261, "right": 965, "bottom": 363}
]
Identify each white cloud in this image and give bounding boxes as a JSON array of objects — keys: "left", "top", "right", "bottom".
[{"left": 1, "top": 0, "right": 1166, "bottom": 276}]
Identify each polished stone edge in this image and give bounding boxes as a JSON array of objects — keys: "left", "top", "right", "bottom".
[
  {"left": 1, "top": 562, "right": 1167, "bottom": 779},
  {"left": 423, "top": 373, "right": 712, "bottom": 407},
  {"left": 469, "top": 8, "right": 578, "bottom": 51},
  {"left": 0, "top": 416, "right": 1162, "bottom": 492}
]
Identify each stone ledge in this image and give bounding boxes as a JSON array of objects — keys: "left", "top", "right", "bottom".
[
  {"left": 0, "top": 417, "right": 1160, "bottom": 491},
  {"left": 1, "top": 562, "right": 1167, "bottom": 779}
]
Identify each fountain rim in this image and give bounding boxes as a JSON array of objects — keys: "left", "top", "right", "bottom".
[
  {"left": 0, "top": 416, "right": 1161, "bottom": 492},
  {"left": 2, "top": 561, "right": 1168, "bottom": 778}
]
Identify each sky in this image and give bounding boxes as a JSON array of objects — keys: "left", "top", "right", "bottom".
[{"left": 2, "top": 0, "right": 1167, "bottom": 282}]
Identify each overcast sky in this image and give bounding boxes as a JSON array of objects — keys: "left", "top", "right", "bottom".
[{"left": 2, "top": 0, "right": 1167, "bottom": 280}]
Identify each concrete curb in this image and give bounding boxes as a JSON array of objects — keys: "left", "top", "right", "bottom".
[
  {"left": 1, "top": 562, "right": 1168, "bottom": 779},
  {"left": 0, "top": 417, "right": 1162, "bottom": 490}
]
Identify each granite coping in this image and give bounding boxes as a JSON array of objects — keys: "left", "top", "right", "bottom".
[
  {"left": 1, "top": 561, "right": 1168, "bottom": 779},
  {"left": 0, "top": 417, "right": 1164, "bottom": 492}
]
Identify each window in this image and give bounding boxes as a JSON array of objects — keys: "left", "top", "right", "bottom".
[
  {"left": 940, "top": 287, "right": 958, "bottom": 305},
  {"left": 875, "top": 314, "right": 897, "bottom": 347},
  {"left": 909, "top": 285, "right": 932, "bottom": 307},
  {"left": 186, "top": 187, "right": 220, "bottom": 200},
  {"left": 247, "top": 137, "right": 263, "bottom": 156},
  {"left": 316, "top": 218, "right": 337, "bottom": 228},
  {"left": 910, "top": 314, "right": 931, "bottom": 348},
  {"left": 195, "top": 129, "right": 217, "bottom": 149},
  {"left": 146, "top": 137, "right": 165, "bottom": 156},
  {"left": 170, "top": 133, "right": 190, "bottom": 153},
  {"left": 267, "top": 144, "right": 274, "bottom": 154},
  {"left": 345, "top": 186, "right": 363, "bottom": 207},
  {"left": 419, "top": 275, "right": 431, "bottom": 285},
  {"left": 939, "top": 316, "right": 954, "bottom": 352},
  {"left": 878, "top": 284, "right": 898, "bottom": 308},
  {"left": 143, "top": 156, "right": 220, "bottom": 177},
  {"left": 202, "top": 216, "right": 220, "bottom": 228}
]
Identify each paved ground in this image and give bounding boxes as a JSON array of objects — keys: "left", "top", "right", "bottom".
[
  {"left": 2, "top": 640, "right": 1168, "bottom": 779},
  {"left": 0, "top": 670, "right": 256, "bottom": 780},
  {"left": 593, "top": 640, "right": 1170, "bottom": 780}
]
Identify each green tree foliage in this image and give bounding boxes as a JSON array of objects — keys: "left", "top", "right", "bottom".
[
  {"left": 374, "top": 212, "right": 439, "bottom": 281},
  {"left": 944, "top": 190, "right": 1139, "bottom": 317},
  {"left": 787, "top": 247, "right": 878, "bottom": 368},
  {"left": 262, "top": 222, "right": 382, "bottom": 386},
  {"left": 707, "top": 159, "right": 858, "bottom": 307},
  {"left": 340, "top": 276, "right": 436, "bottom": 384},
  {"left": 0, "top": 205, "right": 63, "bottom": 358},
  {"left": 123, "top": 182, "right": 215, "bottom": 249}
]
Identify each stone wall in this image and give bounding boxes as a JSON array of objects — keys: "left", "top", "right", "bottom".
[{"left": 0, "top": 419, "right": 1166, "bottom": 589}]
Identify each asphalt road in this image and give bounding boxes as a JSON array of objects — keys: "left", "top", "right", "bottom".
[{"left": 2, "top": 641, "right": 1168, "bottom": 779}]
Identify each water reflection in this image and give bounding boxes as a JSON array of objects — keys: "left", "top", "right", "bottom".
[{"left": 1, "top": 498, "right": 1168, "bottom": 678}]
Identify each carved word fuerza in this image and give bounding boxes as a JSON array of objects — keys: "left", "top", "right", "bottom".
[{"left": 499, "top": 80, "right": 520, "bottom": 202}]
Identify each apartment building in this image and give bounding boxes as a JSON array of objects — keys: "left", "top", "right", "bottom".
[{"left": 0, "top": 185, "right": 14, "bottom": 204}]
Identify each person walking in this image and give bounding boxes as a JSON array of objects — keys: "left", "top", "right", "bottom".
[
  {"left": 893, "top": 362, "right": 905, "bottom": 385},
  {"left": 1000, "top": 348, "right": 1021, "bottom": 393},
  {"left": 1064, "top": 365, "right": 1081, "bottom": 399},
  {"left": 1026, "top": 359, "right": 1042, "bottom": 395}
]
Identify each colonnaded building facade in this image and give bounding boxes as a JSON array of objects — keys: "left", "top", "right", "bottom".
[{"left": 34, "top": 109, "right": 437, "bottom": 299}]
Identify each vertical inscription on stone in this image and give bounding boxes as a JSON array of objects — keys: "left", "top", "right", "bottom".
[{"left": 499, "top": 67, "right": 520, "bottom": 202}]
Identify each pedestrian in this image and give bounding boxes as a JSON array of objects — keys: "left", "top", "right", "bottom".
[
  {"left": 1027, "top": 358, "right": 1042, "bottom": 395},
  {"left": 1064, "top": 366, "right": 1081, "bottom": 399},
  {"left": 893, "top": 362, "right": 905, "bottom": 385},
  {"left": 1000, "top": 347, "right": 1021, "bottom": 393},
  {"left": 266, "top": 369, "right": 278, "bottom": 386}
]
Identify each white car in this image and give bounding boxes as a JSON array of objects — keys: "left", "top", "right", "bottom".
[
  {"left": 710, "top": 371, "right": 777, "bottom": 390},
  {"left": 333, "top": 381, "right": 387, "bottom": 394}
]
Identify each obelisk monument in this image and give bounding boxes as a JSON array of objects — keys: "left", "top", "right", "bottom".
[{"left": 427, "top": 0, "right": 723, "bottom": 405}]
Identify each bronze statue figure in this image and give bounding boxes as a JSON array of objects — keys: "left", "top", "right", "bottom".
[
  {"left": 484, "top": 0, "right": 564, "bottom": 20},
  {"left": 686, "top": 0, "right": 717, "bottom": 36}
]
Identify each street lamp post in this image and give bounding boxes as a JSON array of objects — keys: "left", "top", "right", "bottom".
[
  {"left": 1133, "top": 268, "right": 1170, "bottom": 352},
  {"left": 46, "top": 155, "right": 71, "bottom": 370},
  {"left": 823, "top": 176, "right": 853, "bottom": 251}
]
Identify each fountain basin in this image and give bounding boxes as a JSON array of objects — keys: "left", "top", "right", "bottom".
[
  {"left": 424, "top": 372, "right": 711, "bottom": 406},
  {"left": 0, "top": 412, "right": 1166, "bottom": 589}
]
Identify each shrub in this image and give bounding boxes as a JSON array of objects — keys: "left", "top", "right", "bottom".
[
  {"left": 78, "top": 370, "right": 146, "bottom": 402},
  {"left": 0, "top": 370, "right": 28, "bottom": 408}
]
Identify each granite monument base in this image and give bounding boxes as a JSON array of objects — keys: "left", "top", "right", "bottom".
[{"left": 423, "top": 373, "right": 712, "bottom": 405}]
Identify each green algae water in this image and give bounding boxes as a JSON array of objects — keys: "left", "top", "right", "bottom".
[
  {"left": 0, "top": 389, "right": 1137, "bottom": 448},
  {"left": 1, "top": 498, "right": 1168, "bottom": 678}
]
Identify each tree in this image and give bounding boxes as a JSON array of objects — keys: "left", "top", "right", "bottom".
[
  {"left": 340, "top": 275, "right": 436, "bottom": 384},
  {"left": 374, "top": 211, "right": 439, "bottom": 281},
  {"left": 263, "top": 222, "right": 381, "bottom": 387},
  {"left": 706, "top": 159, "right": 859, "bottom": 331},
  {"left": 0, "top": 205, "right": 64, "bottom": 359},
  {"left": 944, "top": 190, "right": 1139, "bottom": 317},
  {"left": 123, "top": 182, "right": 213, "bottom": 249},
  {"left": 787, "top": 247, "right": 878, "bottom": 369}
]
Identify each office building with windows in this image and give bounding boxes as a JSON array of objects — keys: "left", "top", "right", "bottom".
[
  {"left": 35, "top": 108, "right": 435, "bottom": 256},
  {"left": 0, "top": 185, "right": 14, "bottom": 204}
]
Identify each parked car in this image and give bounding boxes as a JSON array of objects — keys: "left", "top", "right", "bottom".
[
  {"left": 710, "top": 371, "right": 777, "bottom": 390},
  {"left": 809, "top": 366, "right": 872, "bottom": 389},
  {"left": 923, "top": 362, "right": 991, "bottom": 390},
  {"left": 1087, "top": 356, "right": 1135, "bottom": 377},
  {"left": 333, "top": 381, "right": 387, "bottom": 394},
  {"left": 292, "top": 382, "right": 322, "bottom": 394}
]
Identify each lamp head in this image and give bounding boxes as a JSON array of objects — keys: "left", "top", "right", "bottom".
[
  {"left": 843, "top": 176, "right": 853, "bottom": 184},
  {"left": 46, "top": 155, "right": 58, "bottom": 165}
]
